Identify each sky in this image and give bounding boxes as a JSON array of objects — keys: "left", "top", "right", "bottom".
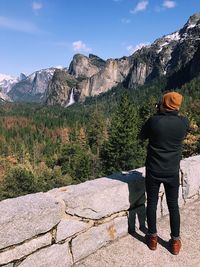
[{"left": 0, "top": 0, "right": 199, "bottom": 77}]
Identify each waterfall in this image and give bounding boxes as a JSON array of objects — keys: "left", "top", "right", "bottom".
[{"left": 66, "top": 88, "right": 75, "bottom": 107}]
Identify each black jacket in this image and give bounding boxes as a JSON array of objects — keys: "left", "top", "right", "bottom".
[{"left": 140, "top": 111, "right": 189, "bottom": 176}]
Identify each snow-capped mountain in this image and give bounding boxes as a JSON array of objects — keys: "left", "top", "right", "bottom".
[
  {"left": 0, "top": 91, "right": 12, "bottom": 102},
  {"left": 0, "top": 74, "right": 18, "bottom": 94},
  {"left": 46, "top": 13, "right": 200, "bottom": 106},
  {"left": 8, "top": 68, "right": 57, "bottom": 102},
  {"left": 2, "top": 13, "right": 200, "bottom": 106}
]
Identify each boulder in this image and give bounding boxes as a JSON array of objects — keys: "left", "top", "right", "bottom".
[
  {"left": 18, "top": 243, "right": 72, "bottom": 267},
  {"left": 0, "top": 233, "right": 52, "bottom": 265},
  {"left": 180, "top": 155, "right": 200, "bottom": 198},
  {"left": 0, "top": 192, "right": 64, "bottom": 250},
  {"left": 56, "top": 219, "right": 89, "bottom": 242},
  {"left": 48, "top": 172, "right": 145, "bottom": 220},
  {"left": 72, "top": 216, "right": 128, "bottom": 262}
]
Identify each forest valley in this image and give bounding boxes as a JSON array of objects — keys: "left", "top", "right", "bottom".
[{"left": 0, "top": 74, "right": 200, "bottom": 200}]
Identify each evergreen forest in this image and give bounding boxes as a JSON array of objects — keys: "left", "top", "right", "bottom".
[{"left": 0, "top": 74, "right": 200, "bottom": 200}]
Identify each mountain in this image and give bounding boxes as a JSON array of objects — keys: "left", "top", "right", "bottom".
[
  {"left": 45, "top": 13, "right": 200, "bottom": 106},
  {"left": 8, "top": 68, "right": 57, "bottom": 102},
  {"left": 0, "top": 74, "right": 18, "bottom": 94},
  {"left": 45, "top": 69, "right": 79, "bottom": 106},
  {"left": 19, "top": 73, "right": 27, "bottom": 81},
  {"left": 0, "top": 92, "right": 12, "bottom": 102},
  {"left": 3, "top": 13, "right": 200, "bottom": 106}
]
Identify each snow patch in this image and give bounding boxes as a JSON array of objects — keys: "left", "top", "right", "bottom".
[
  {"left": 157, "top": 42, "right": 169, "bottom": 53},
  {"left": 0, "top": 73, "right": 16, "bottom": 82},
  {"left": 127, "top": 42, "right": 150, "bottom": 55},
  {"left": 187, "top": 23, "right": 196, "bottom": 29},
  {"left": 55, "top": 65, "right": 64, "bottom": 69},
  {"left": 0, "top": 73, "right": 18, "bottom": 94},
  {"left": 156, "top": 31, "right": 180, "bottom": 54},
  {"left": 27, "top": 68, "right": 55, "bottom": 82},
  {"left": 165, "top": 32, "right": 180, "bottom": 41}
]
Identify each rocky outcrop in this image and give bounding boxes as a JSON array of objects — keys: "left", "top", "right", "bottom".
[
  {"left": 45, "top": 13, "right": 200, "bottom": 106},
  {"left": 127, "top": 13, "right": 200, "bottom": 88},
  {"left": 4, "top": 13, "right": 200, "bottom": 105},
  {"left": 68, "top": 54, "right": 104, "bottom": 78},
  {"left": 45, "top": 70, "right": 79, "bottom": 106},
  {"left": 78, "top": 57, "right": 131, "bottom": 99},
  {"left": 65, "top": 54, "right": 131, "bottom": 99}
]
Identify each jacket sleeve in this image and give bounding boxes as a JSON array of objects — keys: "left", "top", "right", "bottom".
[
  {"left": 185, "top": 117, "right": 190, "bottom": 134},
  {"left": 139, "top": 118, "right": 151, "bottom": 140},
  {"left": 180, "top": 116, "right": 190, "bottom": 135}
]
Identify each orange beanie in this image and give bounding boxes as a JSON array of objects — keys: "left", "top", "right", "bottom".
[{"left": 162, "top": 92, "right": 183, "bottom": 111}]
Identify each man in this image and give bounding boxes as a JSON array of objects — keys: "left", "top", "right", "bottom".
[{"left": 140, "top": 92, "right": 189, "bottom": 255}]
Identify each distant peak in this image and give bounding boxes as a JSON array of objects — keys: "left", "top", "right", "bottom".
[
  {"left": 73, "top": 53, "right": 87, "bottom": 59},
  {"left": 89, "top": 54, "right": 102, "bottom": 60},
  {"left": 20, "top": 73, "right": 27, "bottom": 81},
  {"left": 186, "top": 13, "right": 200, "bottom": 26},
  {"left": 0, "top": 73, "right": 15, "bottom": 81},
  {"left": 54, "top": 65, "right": 64, "bottom": 70}
]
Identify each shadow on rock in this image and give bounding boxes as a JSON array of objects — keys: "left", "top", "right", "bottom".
[{"left": 108, "top": 170, "right": 146, "bottom": 236}]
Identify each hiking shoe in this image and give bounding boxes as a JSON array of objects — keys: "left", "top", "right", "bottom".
[
  {"left": 171, "top": 239, "right": 181, "bottom": 255},
  {"left": 145, "top": 234, "right": 158, "bottom": 250}
]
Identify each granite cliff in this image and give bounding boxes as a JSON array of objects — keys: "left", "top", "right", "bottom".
[
  {"left": 45, "top": 13, "right": 200, "bottom": 106},
  {"left": 8, "top": 13, "right": 200, "bottom": 106},
  {"left": 8, "top": 68, "right": 57, "bottom": 102}
]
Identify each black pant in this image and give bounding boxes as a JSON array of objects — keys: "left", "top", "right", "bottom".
[{"left": 145, "top": 171, "right": 180, "bottom": 238}]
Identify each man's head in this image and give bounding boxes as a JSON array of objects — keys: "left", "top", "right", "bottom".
[{"left": 161, "top": 92, "right": 183, "bottom": 111}]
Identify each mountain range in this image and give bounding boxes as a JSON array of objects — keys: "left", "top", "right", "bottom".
[{"left": 1, "top": 13, "right": 200, "bottom": 106}]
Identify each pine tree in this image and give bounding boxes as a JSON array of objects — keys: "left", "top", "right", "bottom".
[
  {"left": 87, "top": 110, "right": 106, "bottom": 156},
  {"left": 139, "top": 96, "right": 157, "bottom": 122},
  {"left": 78, "top": 127, "right": 87, "bottom": 147},
  {"left": 101, "top": 92, "right": 143, "bottom": 174},
  {"left": 57, "top": 143, "right": 92, "bottom": 183}
]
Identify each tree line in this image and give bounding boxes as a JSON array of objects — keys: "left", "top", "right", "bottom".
[{"left": 0, "top": 74, "right": 199, "bottom": 200}]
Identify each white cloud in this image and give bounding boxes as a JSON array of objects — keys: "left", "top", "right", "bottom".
[
  {"left": 32, "top": 2, "right": 43, "bottom": 10},
  {"left": 163, "top": 0, "right": 176, "bottom": 8},
  {"left": 130, "top": 1, "right": 148, "bottom": 14},
  {"left": 0, "top": 16, "right": 38, "bottom": 33},
  {"left": 127, "top": 42, "right": 150, "bottom": 55},
  {"left": 72, "top": 40, "right": 92, "bottom": 52}
]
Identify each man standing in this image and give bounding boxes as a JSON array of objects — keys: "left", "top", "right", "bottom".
[{"left": 140, "top": 92, "right": 189, "bottom": 255}]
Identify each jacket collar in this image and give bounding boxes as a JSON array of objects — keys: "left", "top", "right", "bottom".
[{"left": 158, "top": 110, "right": 179, "bottom": 116}]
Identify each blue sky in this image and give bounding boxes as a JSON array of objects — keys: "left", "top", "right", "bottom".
[{"left": 0, "top": 0, "right": 199, "bottom": 77}]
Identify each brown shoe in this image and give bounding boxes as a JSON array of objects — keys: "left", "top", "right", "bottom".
[
  {"left": 171, "top": 239, "right": 181, "bottom": 255},
  {"left": 145, "top": 234, "right": 158, "bottom": 250}
]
